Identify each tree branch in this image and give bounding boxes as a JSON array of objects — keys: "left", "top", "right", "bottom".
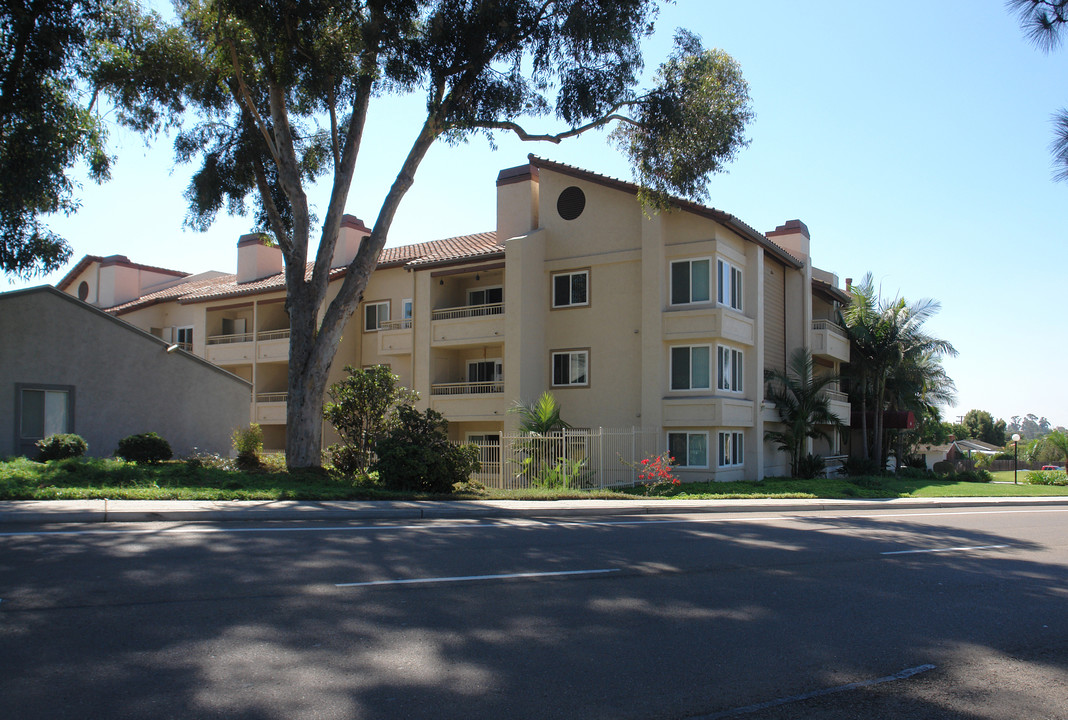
[
  {"left": 225, "top": 37, "right": 280, "bottom": 165},
  {"left": 464, "top": 112, "right": 641, "bottom": 143}
]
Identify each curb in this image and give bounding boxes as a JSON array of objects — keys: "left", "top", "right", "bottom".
[{"left": 3, "top": 496, "right": 1068, "bottom": 526}]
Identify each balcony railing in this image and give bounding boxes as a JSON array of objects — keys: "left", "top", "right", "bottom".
[
  {"left": 812, "top": 319, "right": 847, "bottom": 338},
  {"left": 822, "top": 388, "right": 849, "bottom": 403},
  {"left": 432, "top": 303, "right": 504, "bottom": 321},
  {"left": 430, "top": 381, "right": 504, "bottom": 396},
  {"left": 206, "top": 332, "right": 254, "bottom": 346},
  {"left": 380, "top": 318, "right": 413, "bottom": 330},
  {"left": 257, "top": 329, "right": 291, "bottom": 341},
  {"left": 176, "top": 341, "right": 193, "bottom": 352},
  {"left": 256, "top": 392, "right": 288, "bottom": 403}
]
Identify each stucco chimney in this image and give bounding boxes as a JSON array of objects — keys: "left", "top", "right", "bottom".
[
  {"left": 496, "top": 162, "right": 539, "bottom": 244},
  {"left": 236, "top": 234, "right": 283, "bottom": 284},
  {"left": 331, "top": 215, "right": 372, "bottom": 268},
  {"left": 766, "top": 219, "right": 810, "bottom": 263}
]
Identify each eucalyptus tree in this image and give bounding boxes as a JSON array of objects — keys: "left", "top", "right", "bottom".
[
  {"left": 1009, "top": 0, "right": 1068, "bottom": 180},
  {"left": 841, "top": 273, "right": 956, "bottom": 468},
  {"left": 104, "top": 1, "right": 755, "bottom": 468},
  {"left": 0, "top": 0, "right": 135, "bottom": 277}
]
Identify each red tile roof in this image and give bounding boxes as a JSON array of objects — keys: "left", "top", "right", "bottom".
[{"left": 105, "top": 231, "right": 500, "bottom": 315}]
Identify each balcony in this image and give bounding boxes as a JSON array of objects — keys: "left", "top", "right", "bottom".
[
  {"left": 431, "top": 303, "right": 505, "bottom": 347},
  {"left": 429, "top": 381, "right": 506, "bottom": 421},
  {"left": 255, "top": 391, "right": 287, "bottom": 424},
  {"left": 378, "top": 318, "right": 413, "bottom": 355},
  {"left": 256, "top": 329, "right": 290, "bottom": 362},
  {"left": 205, "top": 332, "right": 254, "bottom": 364},
  {"left": 812, "top": 320, "right": 850, "bottom": 363},
  {"left": 821, "top": 387, "right": 851, "bottom": 425}
]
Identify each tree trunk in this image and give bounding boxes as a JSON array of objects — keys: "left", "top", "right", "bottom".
[{"left": 284, "top": 296, "right": 333, "bottom": 469}]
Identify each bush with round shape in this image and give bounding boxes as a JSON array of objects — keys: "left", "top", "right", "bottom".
[
  {"left": 116, "top": 432, "right": 172, "bottom": 464},
  {"left": 35, "top": 433, "right": 88, "bottom": 461}
]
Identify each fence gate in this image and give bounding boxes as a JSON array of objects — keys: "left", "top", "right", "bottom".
[{"left": 469, "top": 427, "right": 663, "bottom": 490}]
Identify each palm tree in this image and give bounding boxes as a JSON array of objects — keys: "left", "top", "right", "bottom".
[
  {"left": 764, "top": 348, "right": 843, "bottom": 477},
  {"left": 884, "top": 347, "right": 958, "bottom": 469},
  {"left": 841, "top": 274, "right": 956, "bottom": 468},
  {"left": 1043, "top": 430, "right": 1068, "bottom": 473},
  {"left": 509, "top": 391, "right": 571, "bottom": 435}
]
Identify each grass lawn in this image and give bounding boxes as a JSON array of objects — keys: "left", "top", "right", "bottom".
[{"left": 3, "top": 456, "right": 1068, "bottom": 502}]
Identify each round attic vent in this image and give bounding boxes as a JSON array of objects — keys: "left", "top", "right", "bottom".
[
  {"left": 557, "top": 186, "right": 586, "bottom": 221},
  {"left": 77, "top": 281, "right": 89, "bottom": 301}
]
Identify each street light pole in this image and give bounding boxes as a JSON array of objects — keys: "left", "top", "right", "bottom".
[{"left": 1012, "top": 433, "right": 1022, "bottom": 484}]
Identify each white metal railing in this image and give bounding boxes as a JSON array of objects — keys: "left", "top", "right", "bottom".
[
  {"left": 431, "top": 381, "right": 504, "bottom": 396},
  {"left": 206, "top": 332, "right": 254, "bottom": 345},
  {"left": 432, "top": 302, "right": 504, "bottom": 321},
  {"left": 256, "top": 392, "right": 288, "bottom": 403},
  {"left": 812, "top": 319, "right": 847, "bottom": 338},
  {"left": 380, "top": 318, "right": 413, "bottom": 330},
  {"left": 468, "top": 427, "right": 663, "bottom": 490},
  {"left": 257, "top": 329, "right": 291, "bottom": 341},
  {"left": 176, "top": 341, "right": 193, "bottom": 352}
]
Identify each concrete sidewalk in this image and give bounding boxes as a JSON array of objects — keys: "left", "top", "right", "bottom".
[{"left": 3, "top": 495, "right": 1068, "bottom": 525}]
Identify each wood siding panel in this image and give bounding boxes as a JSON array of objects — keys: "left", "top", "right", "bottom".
[{"left": 764, "top": 260, "right": 786, "bottom": 379}]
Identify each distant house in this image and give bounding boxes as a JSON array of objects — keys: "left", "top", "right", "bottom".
[
  {"left": 0, "top": 286, "right": 252, "bottom": 459},
  {"left": 918, "top": 437, "right": 1003, "bottom": 470}
]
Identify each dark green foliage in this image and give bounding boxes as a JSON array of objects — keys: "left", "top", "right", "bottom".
[
  {"left": 842, "top": 456, "right": 883, "bottom": 477},
  {"left": 373, "top": 406, "right": 480, "bottom": 493},
  {"left": 896, "top": 465, "right": 932, "bottom": 479},
  {"left": 35, "top": 433, "right": 88, "bottom": 461},
  {"left": 324, "top": 365, "right": 418, "bottom": 474},
  {"left": 949, "top": 468, "right": 993, "bottom": 483},
  {"left": 1009, "top": 0, "right": 1068, "bottom": 181},
  {"left": 932, "top": 460, "right": 955, "bottom": 476},
  {"left": 1025, "top": 469, "right": 1068, "bottom": 486},
  {"left": 116, "top": 432, "right": 172, "bottom": 464},
  {"left": 764, "top": 349, "right": 841, "bottom": 478},
  {"left": 231, "top": 423, "right": 263, "bottom": 470},
  {"left": 795, "top": 453, "right": 826, "bottom": 480},
  {"left": 961, "top": 409, "right": 1007, "bottom": 446}
]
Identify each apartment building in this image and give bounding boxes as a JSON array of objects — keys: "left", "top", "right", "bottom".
[{"left": 56, "top": 155, "right": 850, "bottom": 480}]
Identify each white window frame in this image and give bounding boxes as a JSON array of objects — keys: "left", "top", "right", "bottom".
[
  {"left": 669, "top": 345, "right": 712, "bottom": 391},
  {"left": 551, "top": 270, "right": 589, "bottom": 308},
  {"left": 717, "top": 345, "right": 744, "bottom": 393},
  {"left": 669, "top": 257, "right": 712, "bottom": 306},
  {"left": 364, "top": 301, "right": 390, "bottom": 332},
  {"left": 466, "top": 358, "right": 503, "bottom": 383},
  {"left": 718, "top": 431, "right": 745, "bottom": 468},
  {"left": 551, "top": 350, "right": 589, "bottom": 387},
  {"left": 17, "top": 385, "right": 74, "bottom": 442},
  {"left": 667, "top": 431, "right": 709, "bottom": 469},
  {"left": 717, "top": 258, "right": 743, "bottom": 311}
]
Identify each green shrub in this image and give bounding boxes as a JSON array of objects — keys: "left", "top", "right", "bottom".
[
  {"left": 796, "top": 454, "right": 826, "bottom": 479},
  {"left": 932, "top": 460, "right": 955, "bottom": 476},
  {"left": 948, "top": 468, "right": 992, "bottom": 483},
  {"left": 1025, "top": 469, "right": 1068, "bottom": 486},
  {"left": 324, "top": 365, "right": 418, "bottom": 474},
  {"left": 184, "top": 449, "right": 234, "bottom": 471},
  {"left": 896, "top": 466, "right": 932, "bottom": 479},
  {"left": 116, "top": 432, "right": 172, "bottom": 464},
  {"left": 231, "top": 423, "right": 264, "bottom": 470},
  {"left": 373, "top": 406, "right": 480, "bottom": 493},
  {"left": 35, "top": 433, "right": 88, "bottom": 461},
  {"left": 842, "top": 456, "right": 882, "bottom": 477}
]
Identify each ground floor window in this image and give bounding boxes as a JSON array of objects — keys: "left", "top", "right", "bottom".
[
  {"left": 718, "top": 431, "right": 744, "bottom": 468},
  {"left": 667, "top": 431, "right": 708, "bottom": 468},
  {"left": 18, "top": 385, "right": 73, "bottom": 442}
]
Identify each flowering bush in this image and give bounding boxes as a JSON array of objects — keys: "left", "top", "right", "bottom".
[{"left": 632, "top": 452, "right": 680, "bottom": 494}]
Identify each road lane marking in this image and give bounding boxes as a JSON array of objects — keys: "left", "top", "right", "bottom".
[
  {"left": 335, "top": 568, "right": 619, "bottom": 588},
  {"left": 695, "top": 663, "right": 936, "bottom": 719},
  {"left": 881, "top": 544, "right": 1010, "bottom": 556}
]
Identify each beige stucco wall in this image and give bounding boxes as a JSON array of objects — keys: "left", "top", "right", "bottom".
[{"left": 0, "top": 287, "right": 252, "bottom": 459}]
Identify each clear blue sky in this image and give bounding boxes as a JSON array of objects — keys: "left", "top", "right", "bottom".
[{"left": 6, "top": 1, "right": 1065, "bottom": 431}]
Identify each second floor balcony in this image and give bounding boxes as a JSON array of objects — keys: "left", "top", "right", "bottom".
[
  {"left": 431, "top": 302, "right": 506, "bottom": 347},
  {"left": 204, "top": 328, "right": 291, "bottom": 364}
]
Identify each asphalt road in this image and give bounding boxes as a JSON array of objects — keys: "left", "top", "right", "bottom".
[{"left": 2, "top": 507, "right": 1067, "bottom": 719}]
